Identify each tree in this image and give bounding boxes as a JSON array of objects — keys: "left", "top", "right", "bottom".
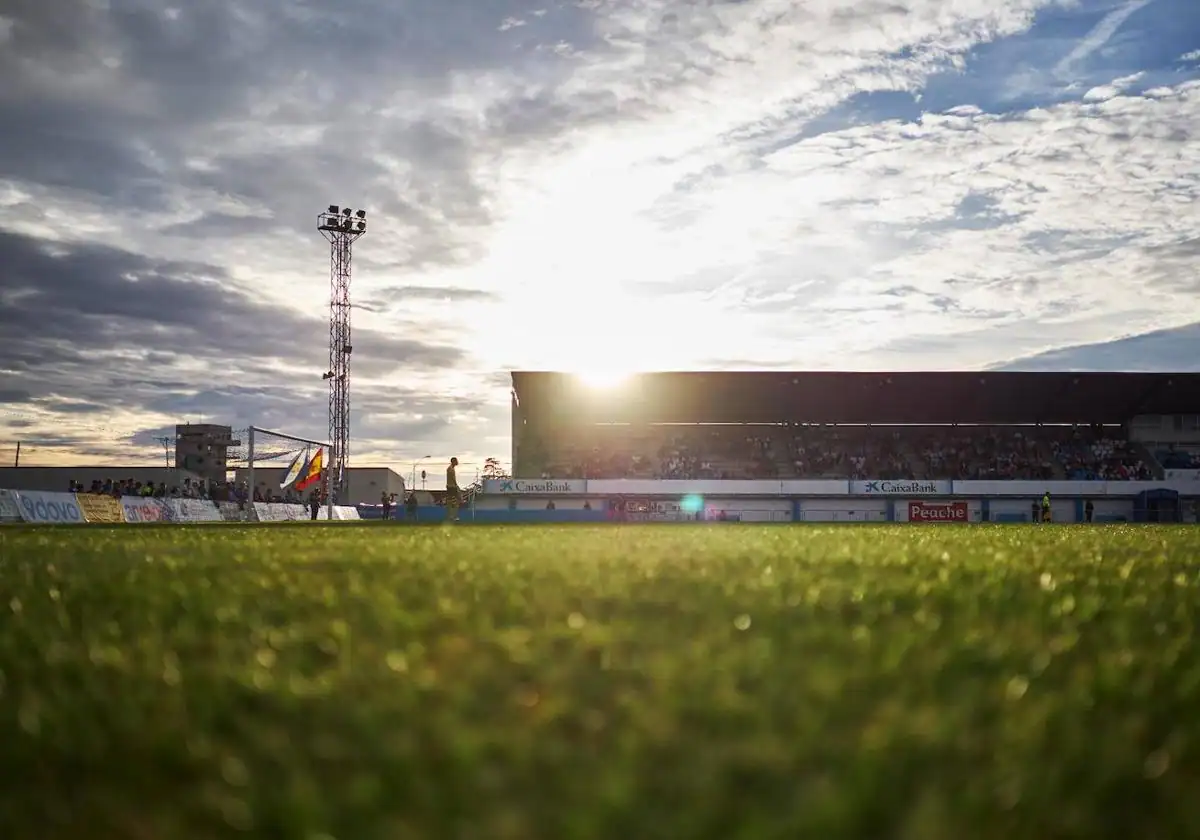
[
  {"left": 466, "top": 457, "right": 510, "bottom": 496},
  {"left": 482, "top": 457, "right": 509, "bottom": 480}
]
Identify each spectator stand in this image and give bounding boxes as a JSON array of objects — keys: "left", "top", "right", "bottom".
[{"left": 510, "top": 371, "right": 1200, "bottom": 484}]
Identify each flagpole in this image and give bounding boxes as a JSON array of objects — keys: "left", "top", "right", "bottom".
[
  {"left": 326, "top": 442, "right": 335, "bottom": 522},
  {"left": 247, "top": 427, "right": 256, "bottom": 508}
]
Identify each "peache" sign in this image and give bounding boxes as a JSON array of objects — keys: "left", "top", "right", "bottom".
[{"left": 908, "top": 501, "right": 968, "bottom": 522}]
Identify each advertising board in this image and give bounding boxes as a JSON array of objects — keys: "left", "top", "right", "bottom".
[
  {"left": 0, "top": 489, "right": 22, "bottom": 523},
  {"left": 76, "top": 494, "right": 125, "bottom": 523},
  {"left": 907, "top": 501, "right": 969, "bottom": 522},
  {"left": 851, "top": 480, "right": 951, "bottom": 496},
  {"left": 167, "top": 499, "right": 223, "bottom": 523},
  {"left": 122, "top": 497, "right": 170, "bottom": 523},
  {"left": 14, "top": 491, "right": 86, "bottom": 523},
  {"left": 483, "top": 478, "right": 587, "bottom": 494},
  {"left": 254, "top": 503, "right": 308, "bottom": 522},
  {"left": 218, "top": 501, "right": 255, "bottom": 522}
]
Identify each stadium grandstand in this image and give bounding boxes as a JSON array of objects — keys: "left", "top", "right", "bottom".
[{"left": 510, "top": 372, "right": 1200, "bottom": 482}]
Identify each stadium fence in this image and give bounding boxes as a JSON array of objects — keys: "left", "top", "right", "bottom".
[{"left": 0, "top": 488, "right": 360, "bottom": 525}]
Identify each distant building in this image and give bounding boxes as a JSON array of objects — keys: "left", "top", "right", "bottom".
[
  {"left": 232, "top": 466, "right": 406, "bottom": 505},
  {"left": 175, "top": 424, "right": 240, "bottom": 486}
]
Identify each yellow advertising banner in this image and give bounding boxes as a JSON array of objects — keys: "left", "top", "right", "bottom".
[{"left": 76, "top": 493, "right": 125, "bottom": 523}]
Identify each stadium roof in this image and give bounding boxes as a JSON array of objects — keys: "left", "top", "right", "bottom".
[{"left": 510, "top": 371, "right": 1200, "bottom": 425}]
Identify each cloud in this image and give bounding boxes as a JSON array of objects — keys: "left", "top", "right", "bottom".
[
  {"left": 993, "top": 321, "right": 1200, "bottom": 371},
  {"left": 0, "top": 229, "right": 479, "bottom": 463},
  {"left": 365, "top": 285, "right": 498, "bottom": 308},
  {"left": 1053, "top": 0, "right": 1155, "bottom": 80},
  {"left": 2, "top": 0, "right": 1199, "bottom": 478}
]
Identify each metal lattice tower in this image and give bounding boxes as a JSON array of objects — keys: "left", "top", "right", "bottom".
[{"left": 317, "top": 205, "right": 367, "bottom": 502}]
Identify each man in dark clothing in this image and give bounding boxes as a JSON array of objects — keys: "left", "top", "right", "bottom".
[
  {"left": 1085, "top": 499, "right": 1094, "bottom": 523},
  {"left": 381, "top": 491, "right": 392, "bottom": 522},
  {"left": 309, "top": 490, "right": 321, "bottom": 521}
]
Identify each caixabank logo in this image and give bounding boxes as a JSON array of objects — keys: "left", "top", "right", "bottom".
[
  {"left": 862, "top": 480, "right": 942, "bottom": 494},
  {"left": 496, "top": 479, "right": 577, "bottom": 493}
]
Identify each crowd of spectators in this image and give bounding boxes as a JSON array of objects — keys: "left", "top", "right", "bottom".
[
  {"left": 910, "top": 427, "right": 1055, "bottom": 481},
  {"left": 789, "top": 427, "right": 909, "bottom": 479},
  {"left": 1052, "top": 434, "right": 1152, "bottom": 480},
  {"left": 67, "top": 476, "right": 328, "bottom": 505},
  {"left": 69, "top": 477, "right": 257, "bottom": 504},
  {"left": 1157, "top": 445, "right": 1200, "bottom": 470},
  {"left": 540, "top": 424, "right": 1165, "bottom": 482}
]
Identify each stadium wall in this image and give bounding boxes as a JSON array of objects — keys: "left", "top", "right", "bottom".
[
  {"left": 4, "top": 480, "right": 1197, "bottom": 525},
  {"left": 481, "top": 478, "right": 1200, "bottom": 497},
  {"left": 465, "top": 478, "right": 1200, "bottom": 524}
]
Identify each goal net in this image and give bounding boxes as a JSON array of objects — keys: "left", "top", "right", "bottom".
[{"left": 228, "top": 426, "right": 334, "bottom": 511}]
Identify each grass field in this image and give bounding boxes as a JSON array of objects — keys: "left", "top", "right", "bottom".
[{"left": 2, "top": 523, "right": 1200, "bottom": 839}]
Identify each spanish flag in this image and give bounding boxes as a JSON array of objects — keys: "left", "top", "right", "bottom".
[{"left": 295, "top": 448, "right": 324, "bottom": 491}]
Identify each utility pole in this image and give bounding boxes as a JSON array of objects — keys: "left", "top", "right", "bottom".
[{"left": 155, "top": 436, "right": 173, "bottom": 469}]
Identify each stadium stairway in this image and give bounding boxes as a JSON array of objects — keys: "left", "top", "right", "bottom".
[
  {"left": 1134, "top": 442, "right": 1166, "bottom": 479},
  {"left": 1037, "top": 440, "right": 1068, "bottom": 480},
  {"left": 896, "top": 440, "right": 927, "bottom": 479}
]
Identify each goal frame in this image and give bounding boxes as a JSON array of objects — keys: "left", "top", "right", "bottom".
[{"left": 247, "top": 426, "right": 336, "bottom": 521}]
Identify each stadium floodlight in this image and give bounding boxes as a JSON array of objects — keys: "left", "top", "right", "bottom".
[{"left": 317, "top": 204, "right": 368, "bottom": 504}]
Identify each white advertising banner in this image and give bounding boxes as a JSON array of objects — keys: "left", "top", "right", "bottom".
[
  {"left": 166, "top": 498, "right": 223, "bottom": 522},
  {"left": 333, "top": 506, "right": 360, "bottom": 520},
  {"left": 954, "top": 480, "right": 1200, "bottom": 496},
  {"left": 850, "top": 479, "right": 951, "bottom": 496},
  {"left": 14, "top": 491, "right": 86, "bottom": 523},
  {"left": 0, "top": 489, "right": 22, "bottom": 523},
  {"left": 218, "top": 501, "right": 256, "bottom": 522},
  {"left": 254, "top": 503, "right": 308, "bottom": 522},
  {"left": 121, "top": 496, "right": 171, "bottom": 523},
  {"left": 483, "top": 478, "right": 587, "bottom": 494}
]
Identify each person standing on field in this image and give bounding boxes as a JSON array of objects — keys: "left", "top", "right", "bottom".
[{"left": 445, "top": 457, "right": 460, "bottom": 522}]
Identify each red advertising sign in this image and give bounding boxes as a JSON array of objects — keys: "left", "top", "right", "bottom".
[{"left": 908, "top": 501, "right": 969, "bottom": 522}]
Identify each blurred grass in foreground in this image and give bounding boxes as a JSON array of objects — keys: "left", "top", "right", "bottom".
[{"left": 1, "top": 523, "right": 1199, "bottom": 840}]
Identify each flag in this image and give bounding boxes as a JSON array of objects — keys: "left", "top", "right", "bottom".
[
  {"left": 295, "top": 448, "right": 324, "bottom": 491},
  {"left": 280, "top": 449, "right": 307, "bottom": 489}
]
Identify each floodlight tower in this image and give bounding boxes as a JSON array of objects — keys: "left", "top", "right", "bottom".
[{"left": 317, "top": 204, "right": 367, "bottom": 502}]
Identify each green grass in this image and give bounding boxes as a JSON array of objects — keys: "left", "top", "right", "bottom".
[{"left": 2, "top": 523, "right": 1199, "bottom": 839}]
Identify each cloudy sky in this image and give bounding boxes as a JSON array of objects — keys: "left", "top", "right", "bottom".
[{"left": 0, "top": 0, "right": 1197, "bottom": 477}]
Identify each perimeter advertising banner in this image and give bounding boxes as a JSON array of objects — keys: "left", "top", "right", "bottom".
[
  {"left": 0, "top": 489, "right": 22, "bottom": 523},
  {"left": 122, "top": 497, "right": 171, "bottom": 523},
  {"left": 483, "top": 479, "right": 587, "bottom": 494},
  {"left": 14, "top": 491, "right": 86, "bottom": 523},
  {"left": 907, "top": 501, "right": 970, "bottom": 522},
  {"left": 76, "top": 494, "right": 125, "bottom": 523},
  {"left": 851, "top": 479, "right": 951, "bottom": 496}
]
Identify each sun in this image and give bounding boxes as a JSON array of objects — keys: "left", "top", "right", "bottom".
[{"left": 575, "top": 369, "right": 632, "bottom": 389}]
